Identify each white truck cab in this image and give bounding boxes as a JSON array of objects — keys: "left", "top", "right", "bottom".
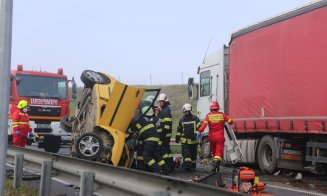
[
  {"left": 189, "top": 45, "right": 229, "bottom": 119},
  {"left": 188, "top": 45, "right": 242, "bottom": 164}
]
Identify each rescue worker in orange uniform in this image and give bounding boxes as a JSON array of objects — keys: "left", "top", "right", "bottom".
[
  {"left": 12, "top": 100, "right": 32, "bottom": 147},
  {"left": 198, "top": 101, "right": 233, "bottom": 172}
]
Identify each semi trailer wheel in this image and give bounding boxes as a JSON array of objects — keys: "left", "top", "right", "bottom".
[
  {"left": 80, "top": 70, "right": 110, "bottom": 87},
  {"left": 60, "top": 115, "right": 72, "bottom": 132},
  {"left": 76, "top": 132, "right": 103, "bottom": 161},
  {"left": 44, "top": 136, "right": 61, "bottom": 153},
  {"left": 257, "top": 135, "right": 277, "bottom": 174}
]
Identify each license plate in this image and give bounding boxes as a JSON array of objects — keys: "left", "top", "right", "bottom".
[{"left": 36, "top": 124, "right": 51, "bottom": 129}]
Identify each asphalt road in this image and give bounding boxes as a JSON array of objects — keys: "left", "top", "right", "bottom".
[{"left": 25, "top": 144, "right": 327, "bottom": 196}]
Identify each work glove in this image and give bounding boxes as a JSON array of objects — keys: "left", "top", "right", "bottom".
[
  {"left": 196, "top": 132, "right": 201, "bottom": 140},
  {"left": 175, "top": 136, "right": 180, "bottom": 144}
]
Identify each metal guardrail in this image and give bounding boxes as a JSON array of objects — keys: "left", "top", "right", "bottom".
[{"left": 7, "top": 146, "right": 239, "bottom": 196}]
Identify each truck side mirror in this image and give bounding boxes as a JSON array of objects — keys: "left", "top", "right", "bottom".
[
  {"left": 192, "top": 84, "right": 199, "bottom": 100},
  {"left": 187, "top": 78, "right": 199, "bottom": 100},
  {"left": 188, "top": 78, "right": 194, "bottom": 98},
  {"left": 71, "top": 77, "right": 77, "bottom": 99},
  {"left": 188, "top": 85, "right": 193, "bottom": 98}
]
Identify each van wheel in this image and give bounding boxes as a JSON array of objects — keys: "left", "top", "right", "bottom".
[
  {"left": 44, "top": 136, "right": 61, "bottom": 153},
  {"left": 80, "top": 70, "right": 110, "bottom": 87},
  {"left": 76, "top": 132, "right": 103, "bottom": 161},
  {"left": 60, "top": 115, "right": 72, "bottom": 132},
  {"left": 257, "top": 135, "right": 277, "bottom": 174}
]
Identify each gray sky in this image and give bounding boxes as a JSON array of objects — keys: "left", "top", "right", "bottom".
[{"left": 12, "top": 0, "right": 313, "bottom": 85}]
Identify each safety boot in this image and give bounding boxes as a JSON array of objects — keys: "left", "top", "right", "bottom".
[
  {"left": 212, "top": 160, "right": 221, "bottom": 172},
  {"left": 161, "top": 165, "right": 170, "bottom": 175},
  {"left": 182, "top": 162, "right": 193, "bottom": 172}
]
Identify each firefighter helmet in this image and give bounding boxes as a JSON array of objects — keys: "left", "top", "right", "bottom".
[
  {"left": 182, "top": 103, "right": 192, "bottom": 112},
  {"left": 142, "top": 106, "right": 154, "bottom": 116},
  {"left": 210, "top": 101, "right": 220, "bottom": 110},
  {"left": 17, "top": 100, "right": 29, "bottom": 109},
  {"left": 157, "top": 93, "right": 169, "bottom": 102}
]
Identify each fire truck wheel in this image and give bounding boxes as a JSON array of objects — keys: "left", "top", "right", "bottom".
[
  {"left": 60, "top": 115, "right": 72, "bottom": 132},
  {"left": 257, "top": 135, "right": 277, "bottom": 174},
  {"left": 76, "top": 132, "right": 104, "bottom": 161},
  {"left": 8, "top": 135, "right": 13, "bottom": 145},
  {"left": 44, "top": 136, "right": 61, "bottom": 153},
  {"left": 200, "top": 136, "right": 212, "bottom": 160},
  {"left": 80, "top": 70, "right": 110, "bottom": 87}
]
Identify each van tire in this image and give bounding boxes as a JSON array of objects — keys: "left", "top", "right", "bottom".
[
  {"left": 80, "top": 70, "right": 110, "bottom": 87},
  {"left": 76, "top": 132, "right": 103, "bottom": 161}
]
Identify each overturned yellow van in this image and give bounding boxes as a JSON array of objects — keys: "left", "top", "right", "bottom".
[{"left": 68, "top": 70, "right": 159, "bottom": 167}]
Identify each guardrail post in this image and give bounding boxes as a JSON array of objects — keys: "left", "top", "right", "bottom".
[
  {"left": 0, "top": 0, "right": 13, "bottom": 194},
  {"left": 80, "top": 171, "right": 94, "bottom": 196},
  {"left": 13, "top": 154, "right": 24, "bottom": 189},
  {"left": 39, "top": 161, "right": 53, "bottom": 196}
]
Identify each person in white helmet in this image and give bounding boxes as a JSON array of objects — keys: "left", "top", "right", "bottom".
[
  {"left": 176, "top": 103, "right": 201, "bottom": 171},
  {"left": 157, "top": 93, "right": 174, "bottom": 172}
]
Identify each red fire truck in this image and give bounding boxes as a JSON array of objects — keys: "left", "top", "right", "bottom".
[{"left": 9, "top": 64, "right": 76, "bottom": 153}]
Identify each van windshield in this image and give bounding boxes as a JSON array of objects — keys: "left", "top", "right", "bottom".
[
  {"left": 134, "top": 89, "right": 161, "bottom": 122},
  {"left": 16, "top": 74, "right": 67, "bottom": 99}
]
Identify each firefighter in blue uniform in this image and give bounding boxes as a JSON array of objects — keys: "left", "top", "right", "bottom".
[
  {"left": 157, "top": 93, "right": 175, "bottom": 172},
  {"left": 129, "top": 103, "right": 169, "bottom": 174},
  {"left": 176, "top": 103, "right": 201, "bottom": 171}
]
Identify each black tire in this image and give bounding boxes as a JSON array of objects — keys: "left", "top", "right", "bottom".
[
  {"left": 257, "top": 135, "right": 277, "bottom": 174},
  {"left": 60, "top": 115, "right": 72, "bottom": 132},
  {"left": 80, "top": 70, "right": 110, "bottom": 87},
  {"left": 8, "top": 135, "right": 13, "bottom": 145},
  {"left": 38, "top": 141, "right": 44, "bottom": 148},
  {"left": 44, "top": 136, "right": 61, "bottom": 153},
  {"left": 26, "top": 139, "right": 33, "bottom": 146},
  {"left": 200, "top": 136, "right": 212, "bottom": 159},
  {"left": 75, "top": 132, "right": 103, "bottom": 161}
]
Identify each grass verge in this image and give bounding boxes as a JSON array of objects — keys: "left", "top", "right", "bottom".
[{"left": 5, "top": 179, "right": 37, "bottom": 196}]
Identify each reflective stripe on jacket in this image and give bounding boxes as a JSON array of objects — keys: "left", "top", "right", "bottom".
[{"left": 176, "top": 114, "right": 201, "bottom": 144}]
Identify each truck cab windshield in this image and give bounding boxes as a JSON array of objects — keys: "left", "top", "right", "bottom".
[{"left": 16, "top": 74, "right": 67, "bottom": 99}]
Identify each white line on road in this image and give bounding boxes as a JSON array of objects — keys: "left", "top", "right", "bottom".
[{"left": 267, "top": 184, "right": 327, "bottom": 196}]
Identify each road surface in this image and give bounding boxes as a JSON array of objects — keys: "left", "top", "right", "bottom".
[{"left": 24, "top": 144, "right": 327, "bottom": 196}]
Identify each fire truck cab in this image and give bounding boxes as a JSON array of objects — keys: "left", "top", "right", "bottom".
[{"left": 9, "top": 64, "right": 76, "bottom": 153}]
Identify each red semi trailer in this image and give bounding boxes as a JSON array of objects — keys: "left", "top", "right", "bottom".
[{"left": 189, "top": 1, "right": 327, "bottom": 174}]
